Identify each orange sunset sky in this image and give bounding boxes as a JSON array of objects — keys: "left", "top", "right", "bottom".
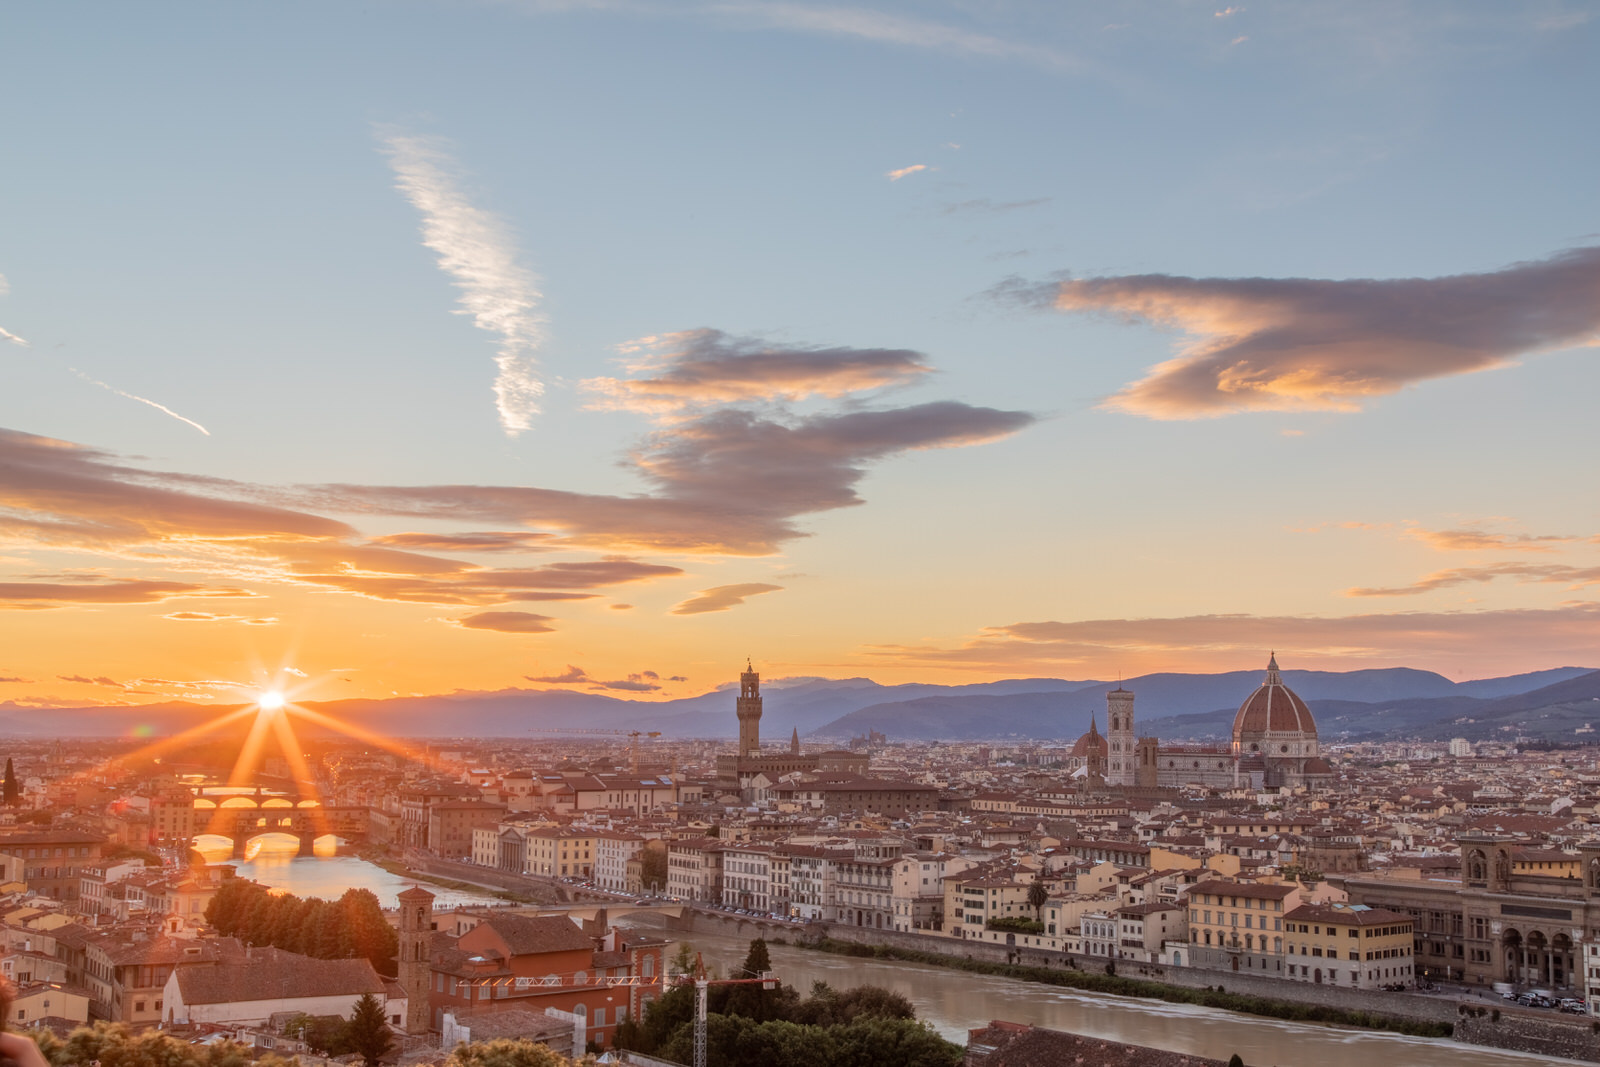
[{"left": 2, "top": 3, "right": 1597, "bottom": 711}]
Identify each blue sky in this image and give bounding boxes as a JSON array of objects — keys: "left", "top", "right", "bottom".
[{"left": 1, "top": 2, "right": 1596, "bottom": 707}]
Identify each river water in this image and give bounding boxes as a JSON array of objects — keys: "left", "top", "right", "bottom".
[
  {"left": 212, "top": 848, "right": 1548, "bottom": 1066},
  {"left": 207, "top": 844, "right": 503, "bottom": 909},
  {"left": 665, "top": 927, "right": 1554, "bottom": 1067}
]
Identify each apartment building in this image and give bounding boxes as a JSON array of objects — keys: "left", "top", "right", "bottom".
[
  {"left": 1283, "top": 902, "right": 1414, "bottom": 989},
  {"left": 1185, "top": 879, "right": 1303, "bottom": 975},
  {"left": 666, "top": 839, "right": 725, "bottom": 903},
  {"left": 594, "top": 832, "right": 646, "bottom": 892},
  {"left": 525, "top": 828, "right": 597, "bottom": 879},
  {"left": 891, "top": 851, "right": 978, "bottom": 932}
]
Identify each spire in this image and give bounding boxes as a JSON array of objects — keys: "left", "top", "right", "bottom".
[
  {"left": 1089, "top": 712, "right": 1100, "bottom": 737},
  {"left": 790, "top": 727, "right": 800, "bottom": 755},
  {"left": 1265, "top": 651, "right": 1282, "bottom": 685}
]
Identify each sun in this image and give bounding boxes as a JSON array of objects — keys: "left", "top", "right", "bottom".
[{"left": 257, "top": 690, "right": 288, "bottom": 712}]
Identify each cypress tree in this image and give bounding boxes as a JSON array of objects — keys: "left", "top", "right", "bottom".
[
  {"left": 3, "top": 757, "right": 18, "bottom": 806},
  {"left": 346, "top": 992, "right": 394, "bottom": 1067}
]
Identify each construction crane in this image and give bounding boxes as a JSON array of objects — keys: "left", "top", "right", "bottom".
[
  {"left": 676, "top": 953, "right": 778, "bottom": 1067},
  {"left": 526, "top": 727, "right": 662, "bottom": 773}
]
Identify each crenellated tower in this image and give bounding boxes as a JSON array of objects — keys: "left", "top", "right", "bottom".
[{"left": 737, "top": 660, "right": 762, "bottom": 758}]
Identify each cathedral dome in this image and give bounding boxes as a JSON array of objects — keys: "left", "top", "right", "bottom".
[
  {"left": 1071, "top": 721, "right": 1108, "bottom": 759},
  {"left": 1232, "top": 654, "right": 1317, "bottom": 744}
]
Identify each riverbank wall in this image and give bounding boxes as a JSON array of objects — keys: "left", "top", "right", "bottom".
[
  {"left": 395, "top": 853, "right": 562, "bottom": 902},
  {"left": 779, "top": 919, "right": 1463, "bottom": 1026},
  {"left": 1456, "top": 1010, "right": 1600, "bottom": 1062}
]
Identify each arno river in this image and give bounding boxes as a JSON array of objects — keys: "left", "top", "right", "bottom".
[{"left": 226, "top": 848, "right": 1551, "bottom": 1067}]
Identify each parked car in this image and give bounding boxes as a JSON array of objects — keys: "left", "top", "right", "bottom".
[{"left": 1559, "top": 999, "right": 1587, "bottom": 1014}]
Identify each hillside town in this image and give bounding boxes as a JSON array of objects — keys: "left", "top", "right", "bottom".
[{"left": 3, "top": 659, "right": 1600, "bottom": 1063}]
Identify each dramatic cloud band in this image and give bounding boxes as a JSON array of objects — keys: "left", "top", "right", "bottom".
[
  {"left": 0, "top": 579, "right": 251, "bottom": 608},
  {"left": 381, "top": 132, "right": 546, "bottom": 435},
  {"left": 1001, "top": 246, "right": 1600, "bottom": 418},
  {"left": 870, "top": 604, "right": 1600, "bottom": 675}
]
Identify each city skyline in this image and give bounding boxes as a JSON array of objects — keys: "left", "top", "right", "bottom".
[{"left": 2, "top": 2, "right": 1597, "bottom": 710}]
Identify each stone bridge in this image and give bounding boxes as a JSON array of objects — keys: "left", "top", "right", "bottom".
[{"left": 193, "top": 805, "right": 370, "bottom": 857}]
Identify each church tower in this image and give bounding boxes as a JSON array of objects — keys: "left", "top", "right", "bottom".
[
  {"left": 1106, "top": 686, "right": 1135, "bottom": 787},
  {"left": 1083, "top": 714, "right": 1105, "bottom": 788},
  {"left": 737, "top": 660, "right": 762, "bottom": 759},
  {"left": 396, "top": 884, "right": 435, "bottom": 1034}
]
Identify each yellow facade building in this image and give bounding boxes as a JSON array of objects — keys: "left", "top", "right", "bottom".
[{"left": 1283, "top": 902, "right": 1414, "bottom": 989}]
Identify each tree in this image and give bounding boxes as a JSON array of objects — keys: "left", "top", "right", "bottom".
[
  {"left": 3, "top": 757, "right": 18, "bottom": 806},
  {"left": 723, "top": 939, "right": 780, "bottom": 1021},
  {"left": 444, "top": 1038, "right": 577, "bottom": 1067},
  {"left": 342, "top": 887, "right": 400, "bottom": 976},
  {"left": 302, "top": 1015, "right": 353, "bottom": 1057},
  {"left": 1027, "top": 876, "right": 1049, "bottom": 921},
  {"left": 639, "top": 843, "right": 668, "bottom": 895},
  {"left": 346, "top": 992, "right": 394, "bottom": 1067},
  {"left": 1228, "top": 1056, "right": 1246, "bottom": 1067},
  {"left": 669, "top": 941, "right": 699, "bottom": 977}
]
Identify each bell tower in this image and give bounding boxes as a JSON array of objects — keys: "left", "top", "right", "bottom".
[
  {"left": 1106, "top": 686, "right": 1135, "bottom": 787},
  {"left": 737, "top": 660, "right": 762, "bottom": 759},
  {"left": 397, "top": 884, "right": 435, "bottom": 1034}
]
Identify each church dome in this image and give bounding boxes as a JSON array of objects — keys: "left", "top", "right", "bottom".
[
  {"left": 1232, "top": 654, "right": 1317, "bottom": 743},
  {"left": 1071, "top": 720, "right": 1108, "bottom": 759}
]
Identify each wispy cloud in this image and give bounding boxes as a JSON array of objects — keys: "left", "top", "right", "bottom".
[
  {"left": 1407, "top": 526, "right": 1580, "bottom": 553},
  {"left": 710, "top": 3, "right": 1084, "bottom": 70},
  {"left": 585, "top": 329, "right": 931, "bottom": 415},
  {"left": 380, "top": 131, "right": 546, "bottom": 435},
  {"left": 0, "top": 578, "right": 253, "bottom": 608},
  {"left": 454, "top": 610, "right": 557, "bottom": 633},
  {"left": 369, "top": 531, "right": 558, "bottom": 553},
  {"left": 1346, "top": 562, "right": 1600, "bottom": 597},
  {"left": 887, "top": 164, "right": 929, "bottom": 181},
  {"left": 523, "top": 663, "right": 663, "bottom": 691},
  {"left": 671, "top": 582, "right": 783, "bottom": 615},
  {"left": 1231, "top": 35, "right": 1249, "bottom": 45},
  {"left": 0, "top": 326, "right": 28, "bottom": 348},
  {"left": 1215, "top": 6, "right": 1244, "bottom": 16},
  {"left": 58, "top": 674, "right": 127, "bottom": 688},
  {"left": 526, "top": 664, "right": 589, "bottom": 683},
  {"left": 997, "top": 246, "right": 1600, "bottom": 418},
  {"left": 70, "top": 368, "right": 209, "bottom": 435}
]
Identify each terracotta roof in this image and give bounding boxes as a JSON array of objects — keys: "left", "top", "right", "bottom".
[
  {"left": 475, "top": 914, "right": 593, "bottom": 956},
  {"left": 1186, "top": 879, "right": 1298, "bottom": 900},
  {"left": 174, "top": 947, "right": 384, "bottom": 1005},
  {"left": 1231, "top": 655, "right": 1317, "bottom": 740}
]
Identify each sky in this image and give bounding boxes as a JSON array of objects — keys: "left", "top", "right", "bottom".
[{"left": 1, "top": 1, "right": 1597, "bottom": 711}]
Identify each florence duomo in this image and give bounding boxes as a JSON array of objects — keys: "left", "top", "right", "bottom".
[{"left": 1074, "top": 655, "right": 1333, "bottom": 793}]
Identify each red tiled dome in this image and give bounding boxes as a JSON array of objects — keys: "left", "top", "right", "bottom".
[
  {"left": 1071, "top": 724, "right": 1108, "bottom": 758},
  {"left": 1232, "top": 654, "right": 1317, "bottom": 741}
]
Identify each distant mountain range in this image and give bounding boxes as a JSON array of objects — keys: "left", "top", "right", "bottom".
[{"left": 0, "top": 664, "right": 1595, "bottom": 745}]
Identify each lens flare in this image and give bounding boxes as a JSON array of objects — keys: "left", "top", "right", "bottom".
[{"left": 258, "top": 690, "right": 287, "bottom": 712}]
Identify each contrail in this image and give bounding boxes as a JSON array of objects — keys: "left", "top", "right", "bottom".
[
  {"left": 0, "top": 273, "right": 27, "bottom": 347},
  {"left": 70, "top": 368, "right": 211, "bottom": 436},
  {"left": 379, "top": 130, "right": 546, "bottom": 436}
]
